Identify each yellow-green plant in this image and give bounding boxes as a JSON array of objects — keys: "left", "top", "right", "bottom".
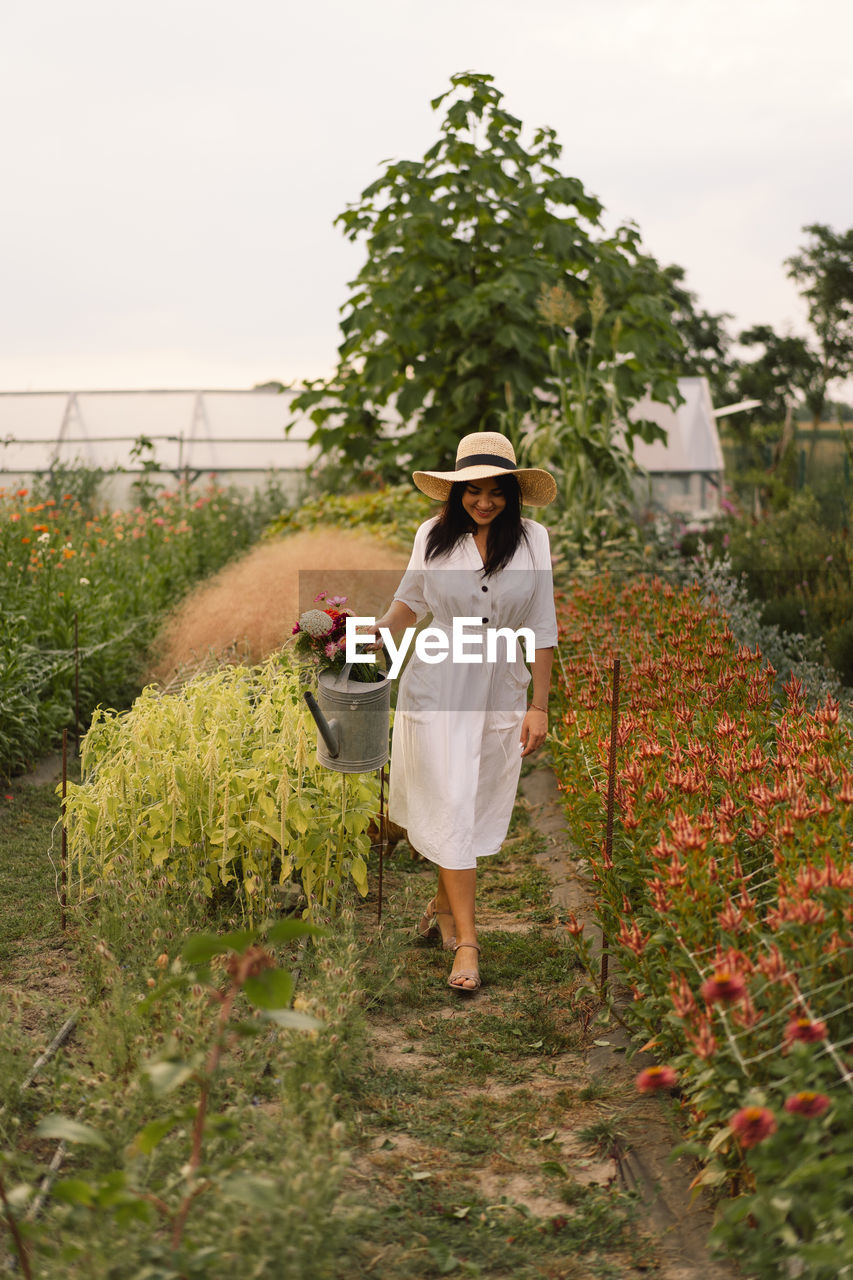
[{"left": 62, "top": 655, "right": 378, "bottom": 921}]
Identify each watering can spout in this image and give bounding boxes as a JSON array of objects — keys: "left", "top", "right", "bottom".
[{"left": 303, "top": 691, "right": 340, "bottom": 758}]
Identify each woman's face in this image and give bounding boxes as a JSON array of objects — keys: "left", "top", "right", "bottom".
[{"left": 461, "top": 479, "right": 507, "bottom": 528}]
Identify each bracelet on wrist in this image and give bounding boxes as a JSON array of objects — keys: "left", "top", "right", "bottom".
[{"left": 529, "top": 702, "right": 548, "bottom": 713}]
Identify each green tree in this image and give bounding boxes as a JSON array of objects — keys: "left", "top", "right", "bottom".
[
  {"left": 785, "top": 222, "right": 853, "bottom": 449},
  {"left": 731, "top": 323, "right": 822, "bottom": 471},
  {"left": 293, "top": 71, "right": 684, "bottom": 480}
]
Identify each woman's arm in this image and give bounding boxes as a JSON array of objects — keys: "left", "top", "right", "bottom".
[
  {"left": 520, "top": 646, "right": 554, "bottom": 758},
  {"left": 376, "top": 600, "right": 418, "bottom": 634},
  {"left": 361, "top": 598, "right": 418, "bottom": 650}
]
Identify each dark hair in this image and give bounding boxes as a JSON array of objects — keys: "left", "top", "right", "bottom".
[{"left": 425, "top": 474, "right": 528, "bottom": 575}]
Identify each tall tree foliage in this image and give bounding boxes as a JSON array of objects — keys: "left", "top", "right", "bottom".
[
  {"left": 785, "top": 223, "right": 853, "bottom": 432},
  {"left": 293, "top": 72, "right": 684, "bottom": 479}
]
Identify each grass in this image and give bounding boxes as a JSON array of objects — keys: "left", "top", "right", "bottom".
[{"left": 0, "top": 774, "right": 72, "bottom": 966}]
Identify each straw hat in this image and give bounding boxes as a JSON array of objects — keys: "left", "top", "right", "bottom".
[{"left": 413, "top": 432, "right": 557, "bottom": 507}]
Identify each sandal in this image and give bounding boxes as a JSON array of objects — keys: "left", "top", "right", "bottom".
[
  {"left": 448, "top": 942, "right": 481, "bottom": 992},
  {"left": 417, "top": 898, "right": 456, "bottom": 951}
]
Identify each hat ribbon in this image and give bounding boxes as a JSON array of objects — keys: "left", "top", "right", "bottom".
[{"left": 456, "top": 453, "right": 516, "bottom": 470}]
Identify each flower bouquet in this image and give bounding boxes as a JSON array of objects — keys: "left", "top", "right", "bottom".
[{"left": 289, "top": 591, "right": 381, "bottom": 683}]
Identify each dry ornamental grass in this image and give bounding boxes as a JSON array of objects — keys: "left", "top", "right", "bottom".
[{"left": 147, "top": 529, "right": 410, "bottom": 687}]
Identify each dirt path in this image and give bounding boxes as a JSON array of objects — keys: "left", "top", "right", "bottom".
[
  {"left": 343, "top": 765, "right": 741, "bottom": 1279},
  {"left": 519, "top": 764, "right": 740, "bottom": 1280}
]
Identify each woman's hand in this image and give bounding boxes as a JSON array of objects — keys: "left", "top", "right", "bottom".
[{"left": 519, "top": 706, "right": 548, "bottom": 757}]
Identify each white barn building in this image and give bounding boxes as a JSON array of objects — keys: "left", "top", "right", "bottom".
[{"left": 629, "top": 375, "right": 726, "bottom": 519}]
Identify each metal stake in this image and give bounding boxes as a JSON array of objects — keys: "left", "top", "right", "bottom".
[
  {"left": 60, "top": 729, "right": 68, "bottom": 932},
  {"left": 601, "top": 657, "right": 621, "bottom": 991},
  {"left": 73, "top": 612, "right": 80, "bottom": 754},
  {"left": 377, "top": 764, "right": 386, "bottom": 922}
]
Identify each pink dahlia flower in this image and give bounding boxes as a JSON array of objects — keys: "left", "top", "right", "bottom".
[
  {"left": 730, "top": 1106, "right": 777, "bottom": 1149},
  {"left": 636, "top": 1065, "right": 678, "bottom": 1093},
  {"left": 784, "top": 1092, "right": 831, "bottom": 1117},
  {"left": 700, "top": 970, "right": 747, "bottom": 1004}
]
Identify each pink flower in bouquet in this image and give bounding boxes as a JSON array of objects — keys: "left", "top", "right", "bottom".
[
  {"left": 324, "top": 641, "right": 338, "bottom": 659},
  {"left": 730, "top": 1106, "right": 776, "bottom": 1148}
]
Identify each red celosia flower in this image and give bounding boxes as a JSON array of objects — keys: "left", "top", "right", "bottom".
[
  {"left": 636, "top": 1065, "right": 678, "bottom": 1093},
  {"left": 784, "top": 1017, "right": 828, "bottom": 1046},
  {"left": 564, "top": 912, "right": 584, "bottom": 937},
  {"left": 730, "top": 1106, "right": 777, "bottom": 1148},
  {"left": 700, "top": 970, "right": 747, "bottom": 1004},
  {"left": 784, "top": 1092, "right": 831, "bottom": 1117}
]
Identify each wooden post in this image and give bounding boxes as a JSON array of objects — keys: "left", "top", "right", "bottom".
[
  {"left": 60, "top": 729, "right": 68, "bottom": 932},
  {"left": 73, "top": 612, "right": 80, "bottom": 754},
  {"left": 377, "top": 764, "right": 386, "bottom": 922},
  {"left": 601, "top": 657, "right": 621, "bottom": 991}
]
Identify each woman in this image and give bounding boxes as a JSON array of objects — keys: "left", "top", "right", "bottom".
[{"left": 369, "top": 431, "right": 558, "bottom": 993}]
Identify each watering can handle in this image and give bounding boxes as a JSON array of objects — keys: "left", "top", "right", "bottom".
[{"left": 333, "top": 651, "right": 387, "bottom": 686}]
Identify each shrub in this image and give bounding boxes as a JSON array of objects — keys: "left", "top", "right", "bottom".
[{"left": 61, "top": 655, "right": 378, "bottom": 924}]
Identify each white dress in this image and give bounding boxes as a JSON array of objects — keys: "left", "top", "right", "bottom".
[{"left": 388, "top": 517, "right": 558, "bottom": 870}]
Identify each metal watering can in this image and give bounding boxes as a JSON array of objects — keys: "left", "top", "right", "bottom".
[{"left": 303, "top": 662, "right": 390, "bottom": 773}]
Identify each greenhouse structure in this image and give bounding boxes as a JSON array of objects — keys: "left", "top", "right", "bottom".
[
  {"left": 0, "top": 388, "right": 315, "bottom": 504},
  {"left": 1, "top": 378, "right": 726, "bottom": 516}
]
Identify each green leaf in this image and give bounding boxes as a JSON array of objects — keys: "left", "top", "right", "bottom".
[
  {"left": 262, "top": 1008, "right": 322, "bottom": 1031},
  {"left": 182, "top": 929, "right": 256, "bottom": 964},
  {"left": 181, "top": 932, "right": 231, "bottom": 963},
  {"left": 219, "top": 1173, "right": 281, "bottom": 1211},
  {"left": 129, "top": 1114, "right": 182, "bottom": 1156},
  {"left": 266, "top": 918, "right": 325, "bottom": 945},
  {"left": 144, "top": 1059, "right": 197, "bottom": 1095},
  {"left": 243, "top": 968, "right": 294, "bottom": 1011},
  {"left": 52, "top": 1178, "right": 97, "bottom": 1206},
  {"left": 35, "top": 1116, "right": 107, "bottom": 1148}
]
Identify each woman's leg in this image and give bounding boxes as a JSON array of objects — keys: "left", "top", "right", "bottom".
[{"left": 439, "top": 867, "right": 479, "bottom": 989}]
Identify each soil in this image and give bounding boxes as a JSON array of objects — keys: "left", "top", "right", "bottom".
[{"left": 520, "top": 764, "right": 740, "bottom": 1280}]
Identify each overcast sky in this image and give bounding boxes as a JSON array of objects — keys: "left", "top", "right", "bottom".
[{"left": 1, "top": 0, "right": 850, "bottom": 392}]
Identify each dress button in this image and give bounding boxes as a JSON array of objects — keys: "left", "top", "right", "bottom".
[{"left": 481, "top": 585, "right": 488, "bottom": 592}]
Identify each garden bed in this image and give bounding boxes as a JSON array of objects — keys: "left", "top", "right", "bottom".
[{"left": 549, "top": 572, "right": 853, "bottom": 1280}]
